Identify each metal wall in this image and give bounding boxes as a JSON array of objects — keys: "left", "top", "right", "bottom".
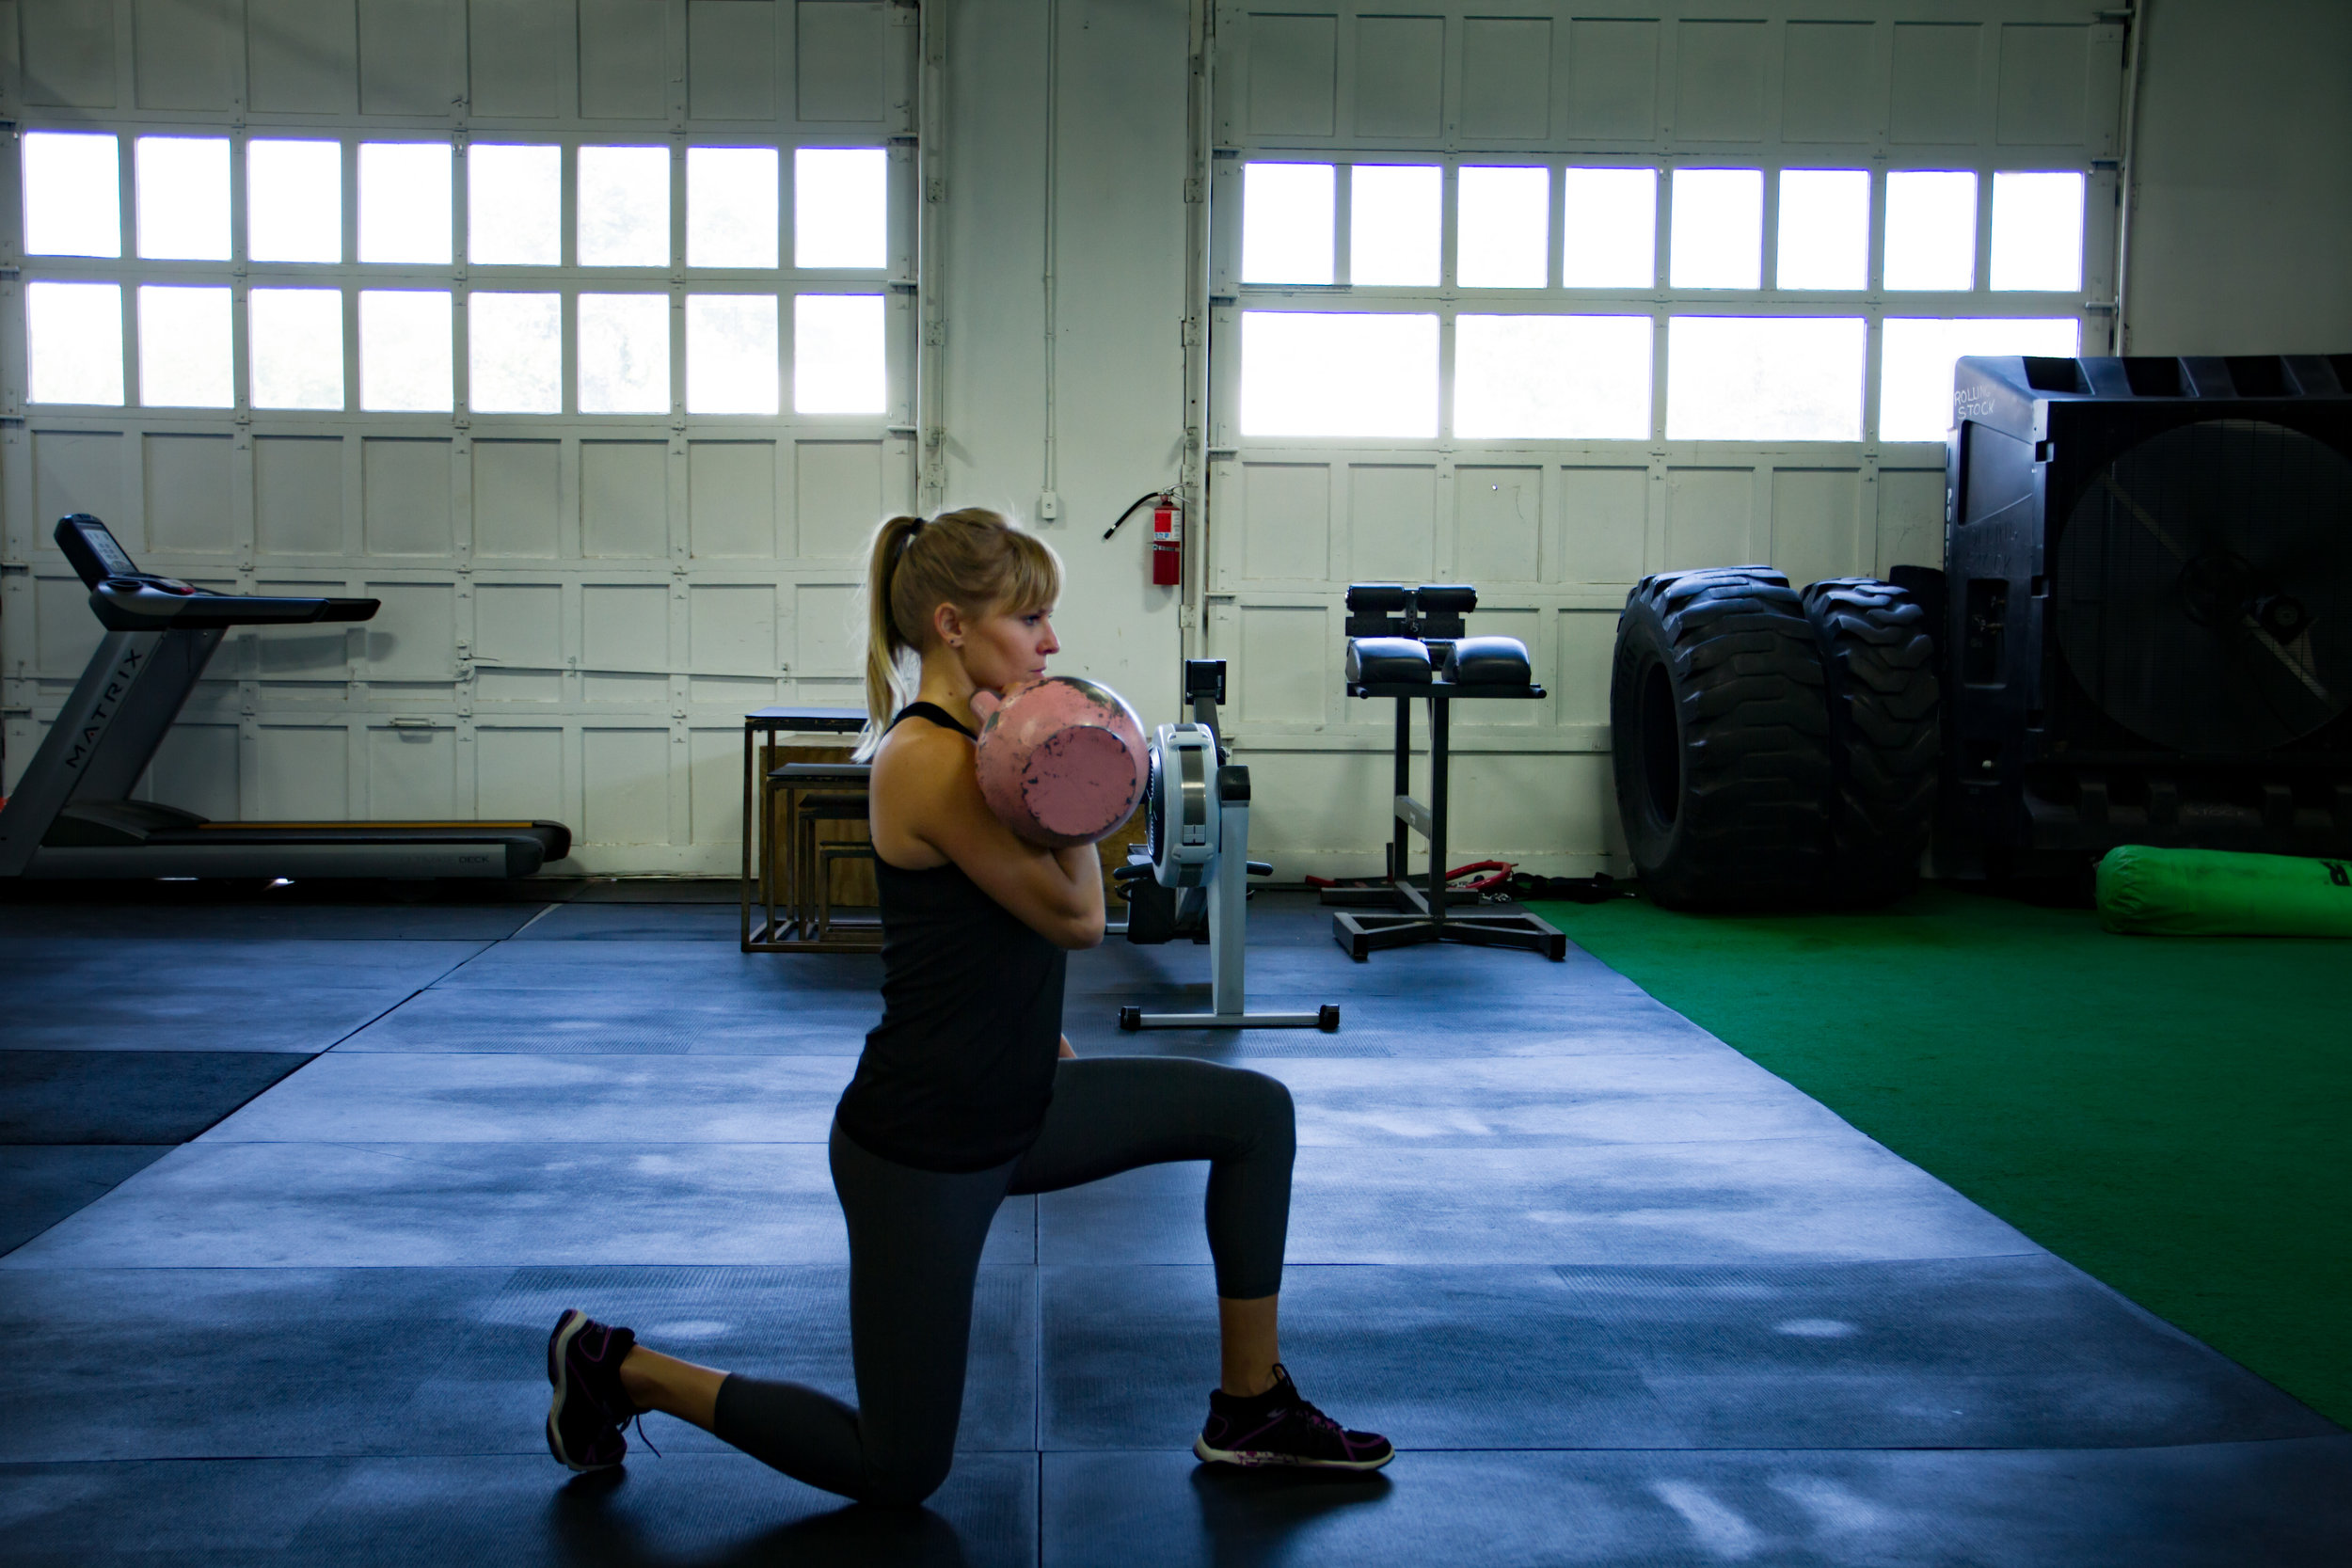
[{"left": 0, "top": 0, "right": 915, "bottom": 873}]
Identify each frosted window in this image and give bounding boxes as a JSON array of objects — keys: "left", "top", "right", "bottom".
[
  {"left": 136, "top": 137, "right": 230, "bottom": 261},
  {"left": 1884, "top": 171, "right": 1977, "bottom": 291},
  {"left": 248, "top": 141, "right": 343, "bottom": 263},
  {"left": 690, "top": 147, "right": 781, "bottom": 268},
  {"left": 1561, "top": 168, "right": 1656, "bottom": 289},
  {"left": 1776, "top": 169, "right": 1869, "bottom": 290},
  {"left": 358, "top": 143, "right": 452, "bottom": 264},
  {"left": 469, "top": 293, "right": 562, "bottom": 415},
  {"left": 1991, "top": 172, "right": 2086, "bottom": 293},
  {"left": 469, "top": 145, "right": 563, "bottom": 265},
  {"left": 25, "top": 282, "right": 125, "bottom": 405},
  {"left": 137, "top": 286, "right": 233, "bottom": 408},
  {"left": 23, "top": 133, "right": 121, "bottom": 258},
  {"left": 1455, "top": 315, "right": 1652, "bottom": 440},
  {"left": 248, "top": 289, "right": 344, "bottom": 410},
  {"left": 1670, "top": 169, "right": 1764, "bottom": 290},
  {"left": 579, "top": 147, "right": 671, "bottom": 267},
  {"left": 795, "top": 148, "right": 888, "bottom": 269},
  {"left": 794, "top": 294, "right": 886, "bottom": 414},
  {"left": 1879, "top": 317, "right": 2080, "bottom": 441},
  {"left": 1457, "top": 166, "right": 1549, "bottom": 289},
  {"left": 358, "top": 290, "right": 453, "bottom": 412},
  {"left": 580, "top": 293, "right": 672, "bottom": 413},
  {"left": 688, "top": 294, "right": 781, "bottom": 414},
  {"left": 1665, "top": 316, "right": 1866, "bottom": 441},
  {"left": 1238, "top": 312, "right": 1438, "bottom": 438},
  {"left": 1350, "top": 166, "right": 1439, "bottom": 287},
  {"left": 1241, "top": 164, "right": 1334, "bottom": 285}
]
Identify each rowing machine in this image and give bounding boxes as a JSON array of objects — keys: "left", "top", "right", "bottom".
[{"left": 1114, "top": 660, "right": 1339, "bottom": 1032}]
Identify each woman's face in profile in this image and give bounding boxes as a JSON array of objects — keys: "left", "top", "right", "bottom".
[{"left": 958, "top": 603, "right": 1060, "bottom": 693}]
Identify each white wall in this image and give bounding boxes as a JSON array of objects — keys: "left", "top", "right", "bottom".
[
  {"left": 939, "top": 0, "right": 1191, "bottom": 729},
  {"left": 2124, "top": 0, "right": 2352, "bottom": 353}
]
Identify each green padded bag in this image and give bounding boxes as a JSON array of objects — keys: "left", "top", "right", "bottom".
[{"left": 2096, "top": 845, "right": 2352, "bottom": 937}]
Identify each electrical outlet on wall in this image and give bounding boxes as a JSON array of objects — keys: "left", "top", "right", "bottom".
[{"left": 1038, "top": 490, "right": 1060, "bottom": 522}]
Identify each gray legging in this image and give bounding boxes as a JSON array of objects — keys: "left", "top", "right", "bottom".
[{"left": 711, "top": 1054, "right": 1295, "bottom": 1506}]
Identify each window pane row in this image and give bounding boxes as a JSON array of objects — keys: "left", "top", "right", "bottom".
[
  {"left": 24, "top": 283, "right": 886, "bottom": 416},
  {"left": 1237, "top": 310, "right": 2080, "bottom": 443},
  {"left": 23, "top": 132, "right": 886, "bottom": 269},
  {"left": 1241, "top": 163, "right": 2085, "bottom": 293}
]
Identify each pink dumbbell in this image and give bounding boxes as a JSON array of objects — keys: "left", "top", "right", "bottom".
[{"left": 969, "top": 675, "right": 1150, "bottom": 847}]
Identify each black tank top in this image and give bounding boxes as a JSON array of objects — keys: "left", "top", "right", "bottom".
[{"left": 834, "top": 702, "right": 1068, "bottom": 1173}]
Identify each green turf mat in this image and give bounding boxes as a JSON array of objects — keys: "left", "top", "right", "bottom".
[{"left": 1527, "top": 884, "right": 2351, "bottom": 1427}]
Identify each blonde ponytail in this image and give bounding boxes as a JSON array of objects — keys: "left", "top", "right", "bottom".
[{"left": 854, "top": 507, "right": 1062, "bottom": 757}]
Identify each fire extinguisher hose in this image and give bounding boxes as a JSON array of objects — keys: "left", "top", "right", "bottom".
[{"left": 1102, "top": 488, "right": 1174, "bottom": 542}]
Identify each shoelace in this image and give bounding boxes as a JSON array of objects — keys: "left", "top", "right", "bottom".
[{"left": 631, "top": 1412, "right": 661, "bottom": 1458}]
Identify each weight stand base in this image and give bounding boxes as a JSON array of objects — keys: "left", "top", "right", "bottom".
[
  {"left": 1120, "top": 1005, "right": 1340, "bottom": 1033},
  {"left": 1330, "top": 907, "right": 1567, "bottom": 962}
]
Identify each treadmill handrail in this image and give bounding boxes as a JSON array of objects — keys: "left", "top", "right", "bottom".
[{"left": 90, "top": 577, "right": 380, "bottom": 631}]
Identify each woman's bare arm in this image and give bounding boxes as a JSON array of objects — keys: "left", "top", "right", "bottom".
[{"left": 870, "top": 721, "right": 1105, "bottom": 949}]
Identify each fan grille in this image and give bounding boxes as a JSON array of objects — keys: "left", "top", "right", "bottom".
[{"left": 2054, "top": 419, "right": 2352, "bottom": 753}]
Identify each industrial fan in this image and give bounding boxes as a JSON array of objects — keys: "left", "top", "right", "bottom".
[{"left": 1939, "top": 353, "right": 2352, "bottom": 872}]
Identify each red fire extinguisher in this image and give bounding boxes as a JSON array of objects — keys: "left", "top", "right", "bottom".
[{"left": 1150, "top": 496, "right": 1182, "bottom": 587}]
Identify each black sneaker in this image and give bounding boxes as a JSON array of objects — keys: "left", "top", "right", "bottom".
[
  {"left": 1193, "top": 1365, "right": 1393, "bottom": 1471},
  {"left": 547, "top": 1308, "right": 639, "bottom": 1472}
]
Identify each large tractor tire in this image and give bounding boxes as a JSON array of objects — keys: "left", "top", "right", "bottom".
[
  {"left": 1802, "top": 578, "right": 1941, "bottom": 906},
  {"left": 1610, "top": 567, "right": 1833, "bottom": 909}
]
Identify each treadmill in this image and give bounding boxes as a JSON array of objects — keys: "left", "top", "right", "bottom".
[{"left": 0, "top": 514, "right": 571, "bottom": 880}]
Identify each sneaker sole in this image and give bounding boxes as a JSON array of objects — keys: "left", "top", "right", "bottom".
[
  {"left": 1193, "top": 1433, "right": 1394, "bottom": 1471},
  {"left": 547, "top": 1308, "right": 620, "bottom": 1473}
]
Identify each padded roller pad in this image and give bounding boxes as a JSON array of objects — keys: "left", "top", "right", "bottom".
[
  {"left": 1345, "top": 637, "right": 1434, "bottom": 685},
  {"left": 1445, "top": 634, "right": 1534, "bottom": 684}
]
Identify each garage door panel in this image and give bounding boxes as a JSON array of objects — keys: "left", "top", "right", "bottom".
[
  {"left": 478, "top": 726, "right": 567, "bottom": 824},
  {"left": 256, "top": 437, "right": 349, "bottom": 558},
  {"left": 582, "top": 441, "right": 672, "bottom": 559},
  {"left": 1665, "top": 468, "right": 1756, "bottom": 572},
  {"left": 369, "top": 724, "right": 460, "bottom": 817},
  {"left": 1455, "top": 466, "right": 1543, "bottom": 586},
  {"left": 1769, "top": 468, "right": 1863, "bottom": 593},
  {"left": 1877, "top": 467, "right": 1947, "bottom": 576},
  {"left": 473, "top": 441, "right": 563, "bottom": 560},
  {"left": 1353, "top": 17, "right": 1442, "bottom": 140},
  {"left": 583, "top": 583, "right": 670, "bottom": 702},
  {"left": 690, "top": 582, "right": 779, "bottom": 702},
  {"left": 247, "top": 0, "right": 359, "bottom": 114},
  {"left": 1248, "top": 14, "right": 1337, "bottom": 138},
  {"left": 796, "top": 0, "right": 886, "bottom": 124},
  {"left": 474, "top": 583, "right": 564, "bottom": 702},
  {"left": 583, "top": 727, "right": 674, "bottom": 845},
  {"left": 689, "top": 440, "right": 779, "bottom": 559},
  {"left": 1559, "top": 467, "right": 1647, "bottom": 586},
  {"left": 1782, "top": 21, "right": 1879, "bottom": 144},
  {"left": 1345, "top": 465, "right": 1436, "bottom": 583},
  {"left": 1239, "top": 461, "right": 1331, "bottom": 583},
  {"left": 1461, "top": 18, "right": 1552, "bottom": 141},
  {"left": 363, "top": 440, "right": 455, "bottom": 560},
  {"left": 1566, "top": 19, "right": 1659, "bottom": 141},
  {"left": 35, "top": 433, "right": 125, "bottom": 554},
  {"left": 793, "top": 582, "right": 861, "bottom": 678},
  {"left": 795, "top": 439, "right": 885, "bottom": 560},
  {"left": 144, "top": 435, "right": 237, "bottom": 558},
  {"left": 1237, "top": 605, "right": 1328, "bottom": 727},
  {"left": 257, "top": 725, "right": 353, "bottom": 820}
]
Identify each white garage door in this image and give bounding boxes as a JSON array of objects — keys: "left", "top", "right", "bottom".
[
  {"left": 1203, "top": 2, "right": 2123, "bottom": 875},
  {"left": 1, "top": 0, "right": 917, "bottom": 873}
]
